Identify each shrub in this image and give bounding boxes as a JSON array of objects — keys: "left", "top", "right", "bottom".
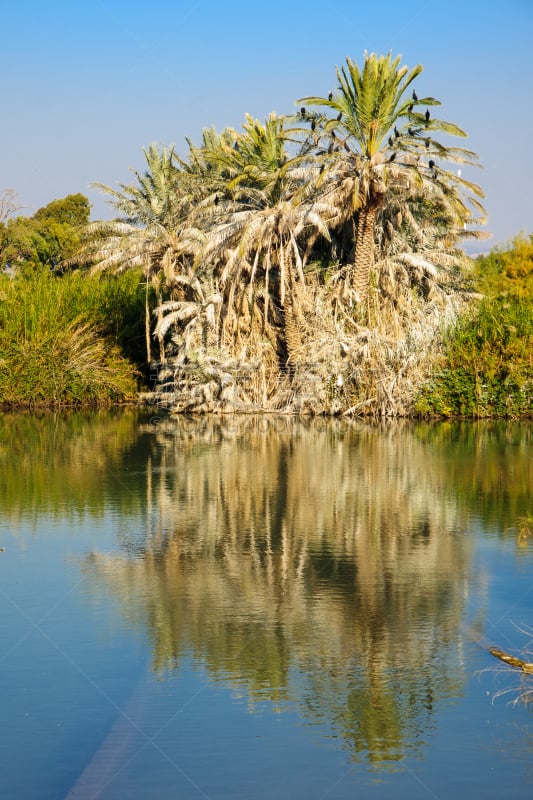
[{"left": 416, "top": 236, "right": 533, "bottom": 418}]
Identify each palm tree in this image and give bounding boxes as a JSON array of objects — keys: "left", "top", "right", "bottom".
[
  {"left": 299, "top": 52, "right": 486, "bottom": 312},
  {"left": 188, "top": 113, "right": 335, "bottom": 375},
  {"left": 77, "top": 144, "right": 193, "bottom": 362}
]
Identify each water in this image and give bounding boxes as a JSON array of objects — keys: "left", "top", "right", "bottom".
[{"left": 0, "top": 410, "right": 532, "bottom": 799}]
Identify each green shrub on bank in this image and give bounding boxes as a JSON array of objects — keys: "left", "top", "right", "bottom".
[
  {"left": 0, "top": 268, "right": 147, "bottom": 406},
  {"left": 416, "top": 235, "right": 533, "bottom": 418}
]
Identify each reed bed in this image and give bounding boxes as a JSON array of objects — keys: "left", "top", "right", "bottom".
[{"left": 0, "top": 268, "right": 145, "bottom": 406}]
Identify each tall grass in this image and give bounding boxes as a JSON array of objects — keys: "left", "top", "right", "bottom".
[{"left": 0, "top": 268, "right": 147, "bottom": 406}]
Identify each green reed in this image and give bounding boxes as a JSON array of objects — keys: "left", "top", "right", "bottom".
[{"left": 0, "top": 268, "right": 147, "bottom": 406}]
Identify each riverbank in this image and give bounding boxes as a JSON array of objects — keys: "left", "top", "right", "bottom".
[{"left": 1, "top": 237, "right": 531, "bottom": 418}]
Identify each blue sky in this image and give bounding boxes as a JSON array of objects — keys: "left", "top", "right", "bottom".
[{"left": 1, "top": 0, "right": 532, "bottom": 250}]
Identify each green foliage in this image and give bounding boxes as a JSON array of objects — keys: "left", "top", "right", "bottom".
[
  {"left": 33, "top": 193, "right": 90, "bottom": 227},
  {"left": 416, "top": 236, "right": 533, "bottom": 418},
  {"left": 476, "top": 233, "right": 533, "bottom": 298},
  {"left": 0, "top": 268, "right": 147, "bottom": 406},
  {"left": 0, "top": 193, "right": 90, "bottom": 271}
]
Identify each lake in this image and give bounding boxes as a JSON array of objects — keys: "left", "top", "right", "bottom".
[{"left": 0, "top": 410, "right": 532, "bottom": 799}]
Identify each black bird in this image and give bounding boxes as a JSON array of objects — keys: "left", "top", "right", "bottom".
[
  {"left": 412, "top": 90, "right": 418, "bottom": 102},
  {"left": 388, "top": 136, "right": 394, "bottom": 147},
  {"left": 337, "top": 112, "right": 342, "bottom": 121},
  {"left": 328, "top": 91, "right": 333, "bottom": 101},
  {"left": 408, "top": 127, "right": 415, "bottom": 136},
  {"left": 389, "top": 153, "right": 396, "bottom": 162},
  {"left": 311, "top": 119, "right": 316, "bottom": 131},
  {"left": 301, "top": 107, "right": 306, "bottom": 116},
  {"left": 425, "top": 109, "right": 430, "bottom": 122},
  {"left": 408, "top": 104, "right": 413, "bottom": 113},
  {"left": 429, "top": 159, "right": 435, "bottom": 169},
  {"left": 394, "top": 126, "right": 399, "bottom": 138},
  {"left": 214, "top": 195, "right": 219, "bottom": 206}
]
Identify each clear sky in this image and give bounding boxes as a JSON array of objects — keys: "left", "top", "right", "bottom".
[{"left": 2, "top": 0, "right": 532, "bottom": 250}]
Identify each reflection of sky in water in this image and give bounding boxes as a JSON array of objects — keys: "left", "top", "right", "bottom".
[
  {"left": 468, "top": 531, "right": 533, "bottom": 685},
  {"left": 0, "top": 413, "right": 532, "bottom": 799}
]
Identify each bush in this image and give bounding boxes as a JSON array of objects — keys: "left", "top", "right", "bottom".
[
  {"left": 0, "top": 268, "right": 147, "bottom": 406},
  {"left": 416, "top": 236, "right": 533, "bottom": 418}
]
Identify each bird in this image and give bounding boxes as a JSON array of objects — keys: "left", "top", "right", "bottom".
[
  {"left": 328, "top": 91, "right": 333, "bottom": 101},
  {"left": 389, "top": 153, "right": 396, "bottom": 163},
  {"left": 388, "top": 136, "right": 394, "bottom": 147},
  {"left": 429, "top": 159, "right": 435, "bottom": 169},
  {"left": 408, "top": 104, "right": 414, "bottom": 113},
  {"left": 425, "top": 109, "right": 430, "bottom": 122},
  {"left": 337, "top": 112, "right": 342, "bottom": 121},
  {"left": 301, "top": 107, "right": 306, "bottom": 117},
  {"left": 214, "top": 194, "right": 220, "bottom": 205},
  {"left": 412, "top": 90, "right": 418, "bottom": 102},
  {"left": 394, "top": 126, "right": 399, "bottom": 138},
  {"left": 311, "top": 119, "right": 316, "bottom": 131},
  {"left": 408, "top": 127, "right": 415, "bottom": 136}
]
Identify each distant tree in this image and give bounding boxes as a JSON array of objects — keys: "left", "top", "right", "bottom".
[
  {"left": 0, "top": 193, "right": 90, "bottom": 272},
  {"left": 0, "top": 189, "right": 23, "bottom": 271},
  {"left": 34, "top": 193, "right": 90, "bottom": 228},
  {"left": 0, "top": 188, "right": 23, "bottom": 224}
]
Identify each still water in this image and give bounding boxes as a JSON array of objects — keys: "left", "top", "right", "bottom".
[{"left": 0, "top": 410, "right": 532, "bottom": 799}]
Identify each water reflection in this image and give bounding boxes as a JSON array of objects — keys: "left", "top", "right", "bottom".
[
  {"left": 0, "top": 408, "right": 149, "bottom": 523},
  {"left": 2, "top": 413, "right": 531, "bottom": 772},
  {"left": 80, "top": 416, "right": 477, "bottom": 765},
  {"left": 414, "top": 421, "right": 533, "bottom": 536}
]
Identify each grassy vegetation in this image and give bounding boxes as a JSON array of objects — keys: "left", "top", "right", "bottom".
[
  {"left": 416, "top": 235, "right": 533, "bottom": 418},
  {"left": 0, "top": 267, "right": 148, "bottom": 407}
]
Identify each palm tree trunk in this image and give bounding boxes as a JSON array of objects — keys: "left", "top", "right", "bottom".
[
  {"left": 150, "top": 273, "right": 166, "bottom": 364},
  {"left": 353, "top": 202, "right": 379, "bottom": 305},
  {"left": 282, "top": 297, "right": 301, "bottom": 378},
  {"left": 145, "top": 277, "right": 152, "bottom": 364}
]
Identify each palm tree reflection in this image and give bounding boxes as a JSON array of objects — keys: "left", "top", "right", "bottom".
[{"left": 83, "top": 416, "right": 471, "bottom": 764}]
